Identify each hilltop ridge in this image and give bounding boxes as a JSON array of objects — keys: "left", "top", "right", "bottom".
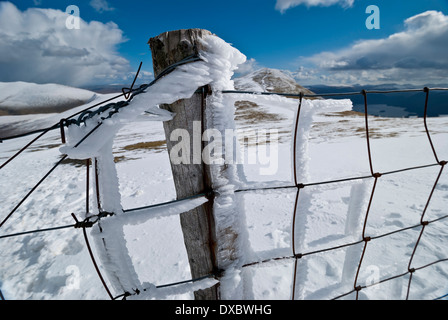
[{"left": 235, "top": 68, "right": 315, "bottom": 95}]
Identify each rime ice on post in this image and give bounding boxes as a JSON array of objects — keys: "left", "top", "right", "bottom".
[
  {"left": 199, "top": 35, "right": 254, "bottom": 299},
  {"left": 149, "top": 29, "right": 252, "bottom": 300},
  {"left": 150, "top": 29, "right": 252, "bottom": 299},
  {"left": 60, "top": 29, "right": 252, "bottom": 299}
]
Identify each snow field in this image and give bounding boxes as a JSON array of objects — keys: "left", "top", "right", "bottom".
[{"left": 1, "top": 103, "right": 447, "bottom": 300}]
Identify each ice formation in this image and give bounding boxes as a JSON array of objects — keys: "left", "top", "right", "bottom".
[{"left": 59, "top": 33, "right": 253, "bottom": 299}]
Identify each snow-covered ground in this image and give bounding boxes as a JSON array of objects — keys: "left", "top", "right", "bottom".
[{"left": 1, "top": 39, "right": 447, "bottom": 300}]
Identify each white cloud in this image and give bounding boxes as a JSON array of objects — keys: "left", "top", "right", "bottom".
[
  {"left": 89, "top": 0, "right": 115, "bottom": 13},
  {"left": 0, "top": 2, "right": 133, "bottom": 87},
  {"left": 293, "top": 10, "right": 448, "bottom": 86},
  {"left": 275, "top": 0, "right": 355, "bottom": 13}
]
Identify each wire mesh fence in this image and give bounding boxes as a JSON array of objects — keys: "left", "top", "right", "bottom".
[
  {"left": 0, "top": 72, "right": 447, "bottom": 300},
  {"left": 225, "top": 87, "right": 448, "bottom": 300}
]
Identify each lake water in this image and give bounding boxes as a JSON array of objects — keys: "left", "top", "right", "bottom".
[{"left": 309, "top": 86, "right": 448, "bottom": 118}]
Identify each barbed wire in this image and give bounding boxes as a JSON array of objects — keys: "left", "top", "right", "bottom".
[
  {"left": 0, "top": 54, "right": 203, "bottom": 171},
  {"left": 0, "top": 192, "right": 209, "bottom": 241},
  {"left": 0, "top": 54, "right": 205, "bottom": 228}
]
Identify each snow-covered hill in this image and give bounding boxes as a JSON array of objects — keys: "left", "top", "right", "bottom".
[
  {"left": 0, "top": 82, "right": 97, "bottom": 115},
  {"left": 235, "top": 68, "right": 314, "bottom": 95},
  {"left": 0, "top": 82, "right": 116, "bottom": 139},
  {"left": 233, "top": 68, "right": 317, "bottom": 146},
  {"left": 0, "top": 68, "right": 447, "bottom": 300}
]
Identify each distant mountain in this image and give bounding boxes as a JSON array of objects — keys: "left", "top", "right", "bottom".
[
  {"left": 233, "top": 69, "right": 448, "bottom": 118},
  {"left": 0, "top": 82, "right": 97, "bottom": 116},
  {"left": 235, "top": 68, "right": 315, "bottom": 96}
]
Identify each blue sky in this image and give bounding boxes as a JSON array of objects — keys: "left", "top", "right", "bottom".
[{"left": 2, "top": 0, "right": 448, "bottom": 87}]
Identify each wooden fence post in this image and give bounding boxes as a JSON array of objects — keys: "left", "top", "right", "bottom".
[{"left": 148, "top": 29, "right": 219, "bottom": 300}]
